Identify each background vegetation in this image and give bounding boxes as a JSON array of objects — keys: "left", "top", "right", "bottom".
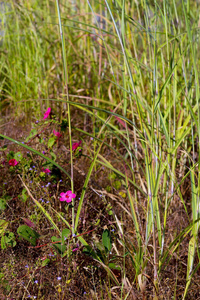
[{"left": 1, "top": 0, "right": 200, "bottom": 299}]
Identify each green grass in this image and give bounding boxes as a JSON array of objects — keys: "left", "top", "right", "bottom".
[{"left": 1, "top": 0, "right": 200, "bottom": 298}]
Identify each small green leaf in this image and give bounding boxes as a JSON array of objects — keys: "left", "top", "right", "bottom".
[
  {"left": 17, "top": 225, "right": 40, "bottom": 246},
  {"left": 0, "top": 220, "right": 9, "bottom": 236},
  {"left": 48, "top": 137, "right": 56, "bottom": 149},
  {"left": 1, "top": 236, "right": 6, "bottom": 249},
  {"left": 21, "top": 189, "right": 28, "bottom": 202},
  {"left": 61, "top": 228, "right": 70, "bottom": 243},
  {"left": 83, "top": 245, "right": 98, "bottom": 260},
  {"left": 1, "top": 232, "right": 16, "bottom": 249},
  {"left": 41, "top": 258, "right": 50, "bottom": 267},
  {"left": 25, "top": 129, "right": 37, "bottom": 142},
  {"left": 108, "top": 263, "right": 121, "bottom": 270},
  {"left": 7, "top": 151, "right": 15, "bottom": 160},
  {"left": 14, "top": 152, "right": 23, "bottom": 161},
  {"left": 50, "top": 151, "right": 57, "bottom": 161},
  {"left": 51, "top": 236, "right": 66, "bottom": 255},
  {"left": 39, "top": 171, "right": 46, "bottom": 179},
  {"left": 0, "top": 144, "right": 7, "bottom": 151},
  {"left": 102, "top": 229, "right": 112, "bottom": 252},
  {"left": 114, "top": 180, "right": 121, "bottom": 190},
  {"left": 96, "top": 242, "right": 105, "bottom": 252},
  {"left": 108, "top": 172, "right": 117, "bottom": 180},
  {"left": 0, "top": 199, "right": 7, "bottom": 210}
]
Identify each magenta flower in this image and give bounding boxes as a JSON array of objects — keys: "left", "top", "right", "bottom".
[
  {"left": 53, "top": 130, "right": 62, "bottom": 138},
  {"left": 60, "top": 191, "right": 76, "bottom": 203},
  {"left": 43, "top": 107, "right": 51, "bottom": 119},
  {"left": 9, "top": 159, "right": 19, "bottom": 166},
  {"left": 42, "top": 167, "right": 51, "bottom": 173},
  {"left": 72, "top": 141, "right": 82, "bottom": 151}
]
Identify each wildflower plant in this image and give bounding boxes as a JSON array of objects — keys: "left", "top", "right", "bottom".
[
  {"left": 60, "top": 191, "right": 76, "bottom": 203},
  {"left": 9, "top": 159, "right": 19, "bottom": 166},
  {"left": 1, "top": 0, "right": 200, "bottom": 298}
]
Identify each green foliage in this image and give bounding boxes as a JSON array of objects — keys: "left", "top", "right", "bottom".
[
  {"left": 83, "top": 229, "right": 121, "bottom": 279},
  {"left": 0, "top": 220, "right": 16, "bottom": 251},
  {"left": 51, "top": 228, "right": 71, "bottom": 257},
  {"left": 19, "top": 188, "right": 28, "bottom": 203},
  {"left": 60, "top": 119, "right": 68, "bottom": 131},
  {"left": 113, "top": 180, "right": 121, "bottom": 190},
  {"left": 17, "top": 225, "right": 40, "bottom": 246},
  {"left": 0, "top": 272, "right": 11, "bottom": 295},
  {"left": 25, "top": 129, "right": 38, "bottom": 142},
  {"left": 0, "top": 220, "right": 9, "bottom": 236},
  {"left": 0, "top": 198, "right": 7, "bottom": 210},
  {"left": 41, "top": 258, "right": 50, "bottom": 267},
  {"left": 48, "top": 136, "right": 57, "bottom": 149},
  {"left": 51, "top": 236, "right": 66, "bottom": 256},
  {"left": 14, "top": 151, "right": 23, "bottom": 162},
  {"left": 1, "top": 0, "right": 200, "bottom": 297},
  {"left": 102, "top": 229, "right": 112, "bottom": 252},
  {"left": 83, "top": 229, "right": 112, "bottom": 262},
  {"left": 1, "top": 232, "right": 16, "bottom": 249}
]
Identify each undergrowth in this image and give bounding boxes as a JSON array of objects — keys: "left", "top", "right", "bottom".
[{"left": 1, "top": 0, "right": 200, "bottom": 299}]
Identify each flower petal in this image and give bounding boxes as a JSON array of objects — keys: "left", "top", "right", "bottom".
[
  {"left": 66, "top": 198, "right": 72, "bottom": 203},
  {"left": 43, "top": 107, "right": 51, "bottom": 119},
  {"left": 60, "top": 192, "right": 66, "bottom": 197},
  {"left": 60, "top": 197, "right": 66, "bottom": 201}
]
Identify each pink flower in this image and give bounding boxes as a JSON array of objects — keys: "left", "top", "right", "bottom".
[
  {"left": 53, "top": 130, "right": 62, "bottom": 138},
  {"left": 43, "top": 107, "right": 51, "bottom": 119},
  {"left": 9, "top": 159, "right": 19, "bottom": 166},
  {"left": 42, "top": 167, "right": 51, "bottom": 173},
  {"left": 72, "top": 141, "right": 82, "bottom": 151},
  {"left": 60, "top": 191, "right": 76, "bottom": 203}
]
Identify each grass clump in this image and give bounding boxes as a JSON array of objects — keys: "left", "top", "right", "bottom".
[{"left": 1, "top": 0, "right": 200, "bottom": 299}]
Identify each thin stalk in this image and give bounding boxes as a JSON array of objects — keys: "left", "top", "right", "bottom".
[{"left": 55, "top": 0, "right": 75, "bottom": 234}]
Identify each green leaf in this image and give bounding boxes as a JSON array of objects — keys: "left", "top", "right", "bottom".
[
  {"left": 61, "top": 228, "right": 70, "bottom": 243},
  {"left": 1, "top": 236, "right": 6, "bottom": 250},
  {"left": 114, "top": 180, "right": 121, "bottom": 190},
  {"left": 1, "top": 232, "right": 16, "bottom": 249},
  {"left": 82, "top": 245, "right": 98, "bottom": 260},
  {"left": 7, "top": 151, "right": 15, "bottom": 160},
  {"left": 14, "top": 152, "right": 23, "bottom": 161},
  {"left": 102, "top": 229, "right": 112, "bottom": 252},
  {"left": 41, "top": 258, "right": 50, "bottom": 267},
  {"left": 20, "top": 188, "right": 28, "bottom": 202},
  {"left": 0, "top": 220, "right": 9, "bottom": 236},
  {"left": 51, "top": 236, "right": 66, "bottom": 255},
  {"left": 96, "top": 242, "right": 105, "bottom": 252},
  {"left": 48, "top": 137, "right": 56, "bottom": 149},
  {"left": 0, "top": 144, "right": 7, "bottom": 151},
  {"left": 0, "top": 199, "right": 7, "bottom": 210},
  {"left": 17, "top": 225, "right": 40, "bottom": 246},
  {"left": 50, "top": 151, "right": 57, "bottom": 161},
  {"left": 108, "top": 172, "right": 117, "bottom": 180},
  {"left": 108, "top": 263, "right": 121, "bottom": 270},
  {"left": 25, "top": 129, "right": 37, "bottom": 142}
]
